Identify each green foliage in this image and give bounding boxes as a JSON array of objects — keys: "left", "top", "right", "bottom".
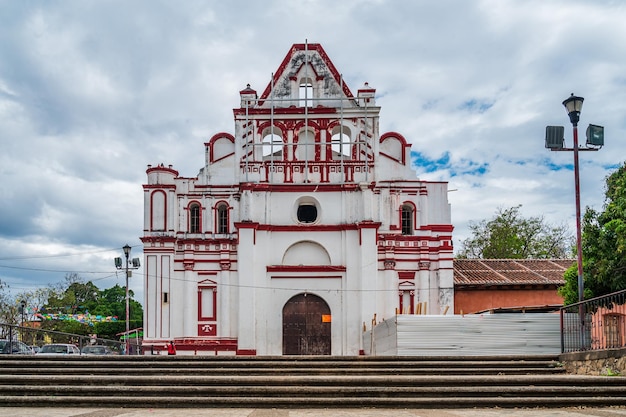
[
  {"left": 38, "top": 274, "right": 143, "bottom": 340},
  {"left": 561, "top": 162, "right": 626, "bottom": 304},
  {"left": 457, "top": 205, "right": 574, "bottom": 259}
]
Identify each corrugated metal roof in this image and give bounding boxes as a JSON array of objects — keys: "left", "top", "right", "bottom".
[{"left": 454, "top": 259, "right": 573, "bottom": 287}]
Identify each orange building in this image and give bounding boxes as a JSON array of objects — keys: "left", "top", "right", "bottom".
[{"left": 453, "top": 259, "right": 573, "bottom": 315}]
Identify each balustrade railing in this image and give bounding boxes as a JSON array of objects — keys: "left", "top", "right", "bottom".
[{"left": 560, "top": 289, "right": 626, "bottom": 353}]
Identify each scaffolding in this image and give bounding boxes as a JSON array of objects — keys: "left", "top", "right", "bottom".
[{"left": 240, "top": 42, "right": 375, "bottom": 185}]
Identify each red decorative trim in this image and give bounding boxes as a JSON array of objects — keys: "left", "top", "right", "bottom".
[
  {"left": 239, "top": 182, "right": 360, "bottom": 192},
  {"left": 197, "top": 323, "right": 217, "bottom": 336},
  {"left": 187, "top": 200, "right": 202, "bottom": 233},
  {"left": 398, "top": 271, "right": 416, "bottom": 280},
  {"left": 149, "top": 190, "right": 167, "bottom": 232},
  {"left": 357, "top": 221, "right": 381, "bottom": 244},
  {"left": 236, "top": 349, "right": 257, "bottom": 355},
  {"left": 256, "top": 224, "right": 359, "bottom": 232},
  {"left": 379, "top": 132, "right": 410, "bottom": 163},
  {"left": 214, "top": 201, "right": 230, "bottom": 234},
  {"left": 267, "top": 265, "right": 346, "bottom": 272},
  {"left": 270, "top": 275, "right": 342, "bottom": 279},
  {"left": 141, "top": 236, "right": 177, "bottom": 244},
  {"left": 233, "top": 107, "right": 338, "bottom": 116},
  {"left": 146, "top": 164, "right": 179, "bottom": 176},
  {"left": 400, "top": 201, "right": 417, "bottom": 235},
  {"left": 234, "top": 221, "right": 259, "bottom": 229},
  {"left": 398, "top": 289, "right": 416, "bottom": 314},
  {"left": 420, "top": 224, "right": 454, "bottom": 232},
  {"left": 257, "top": 43, "right": 354, "bottom": 106},
  {"left": 207, "top": 133, "right": 236, "bottom": 163},
  {"left": 146, "top": 338, "right": 239, "bottom": 353},
  {"left": 143, "top": 184, "right": 176, "bottom": 190},
  {"left": 198, "top": 285, "right": 217, "bottom": 321}
]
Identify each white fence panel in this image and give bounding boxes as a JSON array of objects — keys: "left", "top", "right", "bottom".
[{"left": 363, "top": 314, "right": 560, "bottom": 356}]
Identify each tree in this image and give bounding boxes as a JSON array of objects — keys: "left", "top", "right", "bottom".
[
  {"left": 40, "top": 274, "right": 143, "bottom": 340},
  {"left": 457, "top": 205, "right": 574, "bottom": 259},
  {"left": 0, "top": 279, "right": 18, "bottom": 336},
  {"left": 560, "top": 162, "right": 626, "bottom": 305}
]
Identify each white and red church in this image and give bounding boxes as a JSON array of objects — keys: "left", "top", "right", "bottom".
[{"left": 141, "top": 43, "right": 454, "bottom": 355}]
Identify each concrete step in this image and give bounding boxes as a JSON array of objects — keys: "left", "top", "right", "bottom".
[
  {"left": 3, "top": 395, "right": 626, "bottom": 408},
  {"left": 0, "top": 355, "right": 622, "bottom": 408}
]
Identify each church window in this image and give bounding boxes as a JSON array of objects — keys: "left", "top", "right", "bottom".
[
  {"left": 399, "top": 290, "right": 415, "bottom": 314},
  {"left": 297, "top": 204, "right": 317, "bottom": 223},
  {"left": 262, "top": 132, "right": 283, "bottom": 158},
  {"left": 331, "top": 126, "right": 351, "bottom": 159},
  {"left": 198, "top": 286, "right": 216, "bottom": 321},
  {"left": 189, "top": 203, "right": 201, "bottom": 233},
  {"left": 217, "top": 203, "right": 229, "bottom": 234},
  {"left": 150, "top": 191, "right": 166, "bottom": 231},
  {"left": 299, "top": 78, "right": 314, "bottom": 107},
  {"left": 401, "top": 204, "right": 414, "bottom": 235}
]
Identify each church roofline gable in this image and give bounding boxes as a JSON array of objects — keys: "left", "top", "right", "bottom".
[{"left": 258, "top": 43, "right": 355, "bottom": 106}]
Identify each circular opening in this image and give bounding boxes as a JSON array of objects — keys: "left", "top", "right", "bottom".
[{"left": 297, "top": 204, "right": 317, "bottom": 223}]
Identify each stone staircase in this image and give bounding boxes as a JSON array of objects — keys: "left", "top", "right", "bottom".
[{"left": 1, "top": 355, "right": 625, "bottom": 408}]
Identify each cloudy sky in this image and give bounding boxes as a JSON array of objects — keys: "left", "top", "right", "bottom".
[{"left": 1, "top": 0, "right": 625, "bottom": 304}]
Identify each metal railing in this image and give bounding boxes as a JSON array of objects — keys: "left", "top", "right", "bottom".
[
  {"left": 560, "top": 289, "right": 626, "bottom": 353},
  {"left": 0, "top": 323, "right": 139, "bottom": 355}
]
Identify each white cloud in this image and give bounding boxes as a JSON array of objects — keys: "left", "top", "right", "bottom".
[{"left": 1, "top": 0, "right": 625, "bottom": 303}]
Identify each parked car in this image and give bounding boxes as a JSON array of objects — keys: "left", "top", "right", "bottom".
[
  {"left": 37, "top": 343, "right": 80, "bottom": 355},
  {"left": 30, "top": 345, "right": 41, "bottom": 354},
  {"left": 81, "top": 345, "right": 115, "bottom": 355},
  {"left": 0, "top": 340, "right": 34, "bottom": 355}
]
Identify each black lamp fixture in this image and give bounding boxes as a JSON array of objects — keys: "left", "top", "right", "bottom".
[
  {"left": 123, "top": 244, "right": 131, "bottom": 259},
  {"left": 562, "top": 94, "right": 584, "bottom": 126}
]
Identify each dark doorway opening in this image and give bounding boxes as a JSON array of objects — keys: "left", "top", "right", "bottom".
[{"left": 282, "top": 293, "right": 331, "bottom": 355}]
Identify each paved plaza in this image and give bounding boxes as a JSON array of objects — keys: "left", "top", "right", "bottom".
[{"left": 2, "top": 408, "right": 626, "bottom": 417}]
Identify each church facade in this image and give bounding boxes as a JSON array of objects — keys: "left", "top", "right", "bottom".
[{"left": 141, "top": 43, "right": 454, "bottom": 355}]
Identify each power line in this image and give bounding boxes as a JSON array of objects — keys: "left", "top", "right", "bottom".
[{"left": 0, "top": 244, "right": 143, "bottom": 262}]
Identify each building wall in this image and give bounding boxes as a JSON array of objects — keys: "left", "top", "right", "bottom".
[
  {"left": 141, "top": 43, "right": 453, "bottom": 355},
  {"left": 454, "top": 287, "right": 564, "bottom": 315}
]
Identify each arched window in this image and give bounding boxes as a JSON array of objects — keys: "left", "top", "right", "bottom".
[
  {"left": 299, "top": 78, "right": 313, "bottom": 107},
  {"left": 331, "top": 125, "right": 351, "bottom": 159},
  {"left": 401, "top": 204, "right": 414, "bottom": 235},
  {"left": 262, "top": 132, "right": 283, "bottom": 159},
  {"left": 150, "top": 191, "right": 166, "bottom": 231},
  {"left": 296, "top": 129, "right": 316, "bottom": 161},
  {"left": 189, "top": 203, "right": 201, "bottom": 233},
  {"left": 216, "top": 203, "right": 229, "bottom": 234}
]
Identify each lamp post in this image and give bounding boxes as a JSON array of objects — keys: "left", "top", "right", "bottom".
[
  {"left": 115, "top": 244, "right": 140, "bottom": 355},
  {"left": 562, "top": 94, "right": 585, "bottom": 303},
  {"left": 122, "top": 244, "right": 131, "bottom": 355},
  {"left": 546, "top": 93, "right": 604, "bottom": 350},
  {"left": 19, "top": 300, "right": 26, "bottom": 343}
]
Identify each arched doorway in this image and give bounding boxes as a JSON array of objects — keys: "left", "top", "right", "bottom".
[{"left": 282, "top": 293, "right": 331, "bottom": 355}]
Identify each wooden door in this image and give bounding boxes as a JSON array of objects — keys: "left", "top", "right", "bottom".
[{"left": 282, "top": 293, "right": 331, "bottom": 355}]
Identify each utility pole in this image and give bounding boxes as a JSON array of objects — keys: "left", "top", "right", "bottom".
[{"left": 115, "top": 244, "right": 140, "bottom": 355}]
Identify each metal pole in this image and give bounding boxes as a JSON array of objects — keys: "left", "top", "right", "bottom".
[
  {"left": 125, "top": 250, "right": 130, "bottom": 355},
  {"left": 572, "top": 122, "right": 584, "bottom": 303},
  {"left": 572, "top": 121, "right": 586, "bottom": 349}
]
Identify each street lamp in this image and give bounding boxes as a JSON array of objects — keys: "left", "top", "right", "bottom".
[
  {"left": 545, "top": 94, "right": 604, "bottom": 302},
  {"left": 18, "top": 300, "right": 26, "bottom": 342},
  {"left": 546, "top": 94, "right": 603, "bottom": 351},
  {"left": 115, "top": 244, "right": 140, "bottom": 355},
  {"left": 562, "top": 94, "right": 585, "bottom": 304}
]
